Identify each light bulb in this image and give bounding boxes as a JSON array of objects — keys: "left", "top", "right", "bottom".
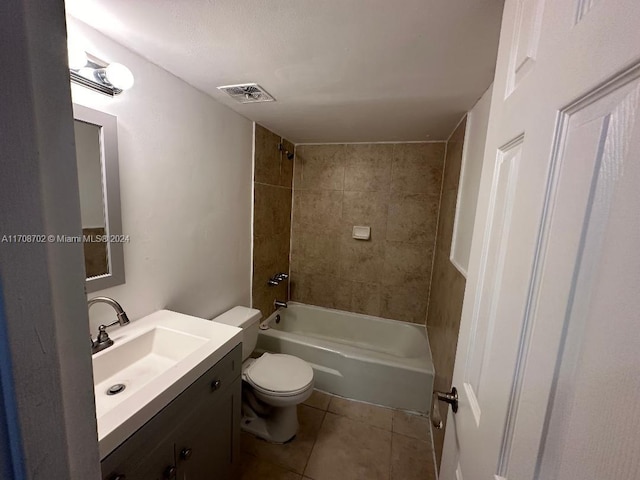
[
  {"left": 105, "top": 63, "right": 134, "bottom": 90},
  {"left": 67, "top": 43, "right": 87, "bottom": 70}
]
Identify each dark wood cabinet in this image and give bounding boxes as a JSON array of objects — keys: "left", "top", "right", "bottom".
[{"left": 101, "top": 344, "right": 242, "bottom": 480}]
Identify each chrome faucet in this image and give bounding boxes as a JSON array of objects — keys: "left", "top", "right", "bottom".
[
  {"left": 267, "top": 272, "right": 289, "bottom": 286},
  {"left": 274, "top": 300, "right": 288, "bottom": 309},
  {"left": 88, "top": 296, "right": 130, "bottom": 354}
]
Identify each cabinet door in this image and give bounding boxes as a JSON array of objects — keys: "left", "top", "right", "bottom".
[
  {"left": 175, "top": 377, "right": 241, "bottom": 480},
  {"left": 102, "top": 440, "right": 175, "bottom": 480}
]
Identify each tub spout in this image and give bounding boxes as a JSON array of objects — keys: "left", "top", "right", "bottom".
[{"left": 274, "top": 300, "right": 288, "bottom": 309}]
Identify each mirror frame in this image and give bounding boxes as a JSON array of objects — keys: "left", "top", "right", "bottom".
[{"left": 73, "top": 104, "right": 125, "bottom": 292}]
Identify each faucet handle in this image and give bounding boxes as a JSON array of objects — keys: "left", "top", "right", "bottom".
[
  {"left": 268, "top": 272, "right": 289, "bottom": 286},
  {"left": 96, "top": 324, "right": 111, "bottom": 343}
]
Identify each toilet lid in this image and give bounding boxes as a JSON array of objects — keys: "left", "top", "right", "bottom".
[{"left": 245, "top": 353, "right": 313, "bottom": 395}]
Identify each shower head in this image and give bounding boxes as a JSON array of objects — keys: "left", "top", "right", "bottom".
[{"left": 278, "top": 143, "right": 294, "bottom": 160}]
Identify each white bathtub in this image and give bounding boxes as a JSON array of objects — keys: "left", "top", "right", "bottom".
[{"left": 256, "top": 302, "right": 434, "bottom": 413}]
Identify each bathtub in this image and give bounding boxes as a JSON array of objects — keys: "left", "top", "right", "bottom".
[{"left": 256, "top": 302, "right": 434, "bottom": 413}]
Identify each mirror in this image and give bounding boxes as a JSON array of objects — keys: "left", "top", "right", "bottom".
[{"left": 73, "top": 104, "right": 125, "bottom": 292}]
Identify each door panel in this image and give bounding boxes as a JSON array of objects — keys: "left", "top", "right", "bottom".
[
  {"left": 463, "top": 134, "right": 522, "bottom": 427},
  {"left": 528, "top": 68, "right": 640, "bottom": 480},
  {"left": 506, "top": 0, "right": 545, "bottom": 96}
]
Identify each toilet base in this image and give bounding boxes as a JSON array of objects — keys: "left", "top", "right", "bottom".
[{"left": 241, "top": 403, "right": 299, "bottom": 444}]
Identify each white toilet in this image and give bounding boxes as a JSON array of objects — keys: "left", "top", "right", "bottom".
[{"left": 213, "top": 306, "right": 314, "bottom": 443}]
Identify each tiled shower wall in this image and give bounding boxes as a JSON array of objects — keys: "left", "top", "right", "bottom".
[
  {"left": 290, "top": 143, "right": 445, "bottom": 324},
  {"left": 426, "top": 118, "right": 468, "bottom": 467},
  {"left": 252, "top": 125, "right": 295, "bottom": 318}
]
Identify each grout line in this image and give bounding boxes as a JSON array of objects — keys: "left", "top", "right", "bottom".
[
  {"left": 392, "top": 430, "right": 431, "bottom": 444},
  {"left": 295, "top": 140, "right": 447, "bottom": 146},
  {"left": 389, "top": 429, "right": 394, "bottom": 480},
  {"left": 302, "top": 409, "right": 327, "bottom": 477},
  {"left": 254, "top": 181, "right": 293, "bottom": 190},
  {"left": 429, "top": 420, "right": 439, "bottom": 480},
  {"left": 288, "top": 145, "right": 297, "bottom": 301},
  {"left": 445, "top": 114, "right": 468, "bottom": 143},
  {"left": 424, "top": 141, "right": 448, "bottom": 325}
]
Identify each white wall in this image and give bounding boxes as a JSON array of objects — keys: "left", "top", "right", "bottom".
[
  {"left": 67, "top": 18, "right": 254, "bottom": 332},
  {"left": 451, "top": 84, "right": 493, "bottom": 276},
  {"left": 74, "top": 120, "right": 105, "bottom": 228}
]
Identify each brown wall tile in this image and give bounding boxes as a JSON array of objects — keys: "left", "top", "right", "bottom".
[
  {"left": 293, "top": 229, "right": 341, "bottom": 277},
  {"left": 294, "top": 144, "right": 345, "bottom": 191},
  {"left": 339, "top": 235, "right": 385, "bottom": 284},
  {"left": 254, "top": 183, "right": 292, "bottom": 238},
  {"left": 254, "top": 124, "right": 295, "bottom": 188},
  {"left": 343, "top": 144, "right": 393, "bottom": 192},
  {"left": 290, "top": 271, "right": 353, "bottom": 311},
  {"left": 351, "top": 282, "right": 381, "bottom": 316},
  {"left": 380, "top": 284, "right": 430, "bottom": 324},
  {"left": 254, "top": 124, "right": 281, "bottom": 186},
  {"left": 279, "top": 138, "right": 295, "bottom": 188},
  {"left": 342, "top": 191, "right": 389, "bottom": 231},
  {"left": 391, "top": 143, "right": 445, "bottom": 196},
  {"left": 387, "top": 193, "right": 440, "bottom": 245},
  {"left": 292, "top": 189, "right": 343, "bottom": 233},
  {"left": 382, "top": 241, "right": 434, "bottom": 290}
]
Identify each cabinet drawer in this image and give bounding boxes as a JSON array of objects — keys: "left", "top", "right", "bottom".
[
  {"left": 176, "top": 342, "right": 242, "bottom": 410},
  {"left": 101, "top": 343, "right": 242, "bottom": 479}
]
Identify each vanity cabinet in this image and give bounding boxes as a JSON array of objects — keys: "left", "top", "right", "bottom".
[{"left": 101, "top": 344, "right": 242, "bottom": 480}]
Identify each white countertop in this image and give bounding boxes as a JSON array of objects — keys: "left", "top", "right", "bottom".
[{"left": 93, "top": 309, "right": 242, "bottom": 459}]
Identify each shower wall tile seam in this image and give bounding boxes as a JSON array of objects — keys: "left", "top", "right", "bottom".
[
  {"left": 254, "top": 181, "right": 292, "bottom": 189},
  {"left": 287, "top": 144, "right": 298, "bottom": 301},
  {"left": 424, "top": 138, "right": 450, "bottom": 325}
]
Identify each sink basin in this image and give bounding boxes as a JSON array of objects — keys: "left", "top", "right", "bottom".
[
  {"left": 93, "top": 327, "right": 208, "bottom": 418},
  {"left": 92, "top": 309, "right": 242, "bottom": 460}
]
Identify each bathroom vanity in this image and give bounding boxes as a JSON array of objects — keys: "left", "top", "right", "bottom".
[
  {"left": 93, "top": 310, "right": 243, "bottom": 480},
  {"left": 100, "top": 345, "right": 241, "bottom": 479}
]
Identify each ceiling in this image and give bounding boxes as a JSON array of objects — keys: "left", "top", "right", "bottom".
[{"left": 66, "top": 0, "right": 504, "bottom": 143}]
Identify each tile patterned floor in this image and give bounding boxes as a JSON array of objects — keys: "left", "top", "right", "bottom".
[{"left": 240, "top": 390, "right": 437, "bottom": 480}]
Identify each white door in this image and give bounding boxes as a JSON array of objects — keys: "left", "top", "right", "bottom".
[{"left": 440, "top": 0, "right": 640, "bottom": 479}]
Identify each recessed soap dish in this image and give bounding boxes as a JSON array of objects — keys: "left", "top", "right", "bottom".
[{"left": 352, "top": 226, "right": 371, "bottom": 240}]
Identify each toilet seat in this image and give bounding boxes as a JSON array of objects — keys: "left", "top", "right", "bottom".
[{"left": 244, "top": 353, "right": 313, "bottom": 397}]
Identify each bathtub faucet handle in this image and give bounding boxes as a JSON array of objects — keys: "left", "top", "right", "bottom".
[
  {"left": 274, "top": 300, "right": 288, "bottom": 309},
  {"left": 268, "top": 273, "right": 289, "bottom": 287}
]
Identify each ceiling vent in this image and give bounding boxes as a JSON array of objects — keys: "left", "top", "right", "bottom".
[{"left": 217, "top": 83, "right": 275, "bottom": 103}]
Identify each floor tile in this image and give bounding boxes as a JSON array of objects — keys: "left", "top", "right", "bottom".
[
  {"left": 390, "top": 432, "right": 436, "bottom": 480},
  {"left": 327, "top": 396, "right": 393, "bottom": 430},
  {"left": 304, "top": 412, "right": 392, "bottom": 480},
  {"left": 241, "top": 405, "right": 325, "bottom": 474},
  {"left": 392, "top": 410, "right": 431, "bottom": 442},
  {"left": 303, "top": 390, "right": 331, "bottom": 411},
  {"left": 241, "top": 453, "right": 302, "bottom": 480}
]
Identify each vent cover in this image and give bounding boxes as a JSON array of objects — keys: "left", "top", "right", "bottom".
[{"left": 217, "top": 83, "right": 275, "bottom": 103}]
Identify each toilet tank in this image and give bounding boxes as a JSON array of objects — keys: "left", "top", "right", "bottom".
[{"left": 211, "top": 306, "right": 262, "bottom": 360}]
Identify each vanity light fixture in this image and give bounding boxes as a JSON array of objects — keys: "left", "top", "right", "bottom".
[{"left": 68, "top": 45, "right": 134, "bottom": 96}]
